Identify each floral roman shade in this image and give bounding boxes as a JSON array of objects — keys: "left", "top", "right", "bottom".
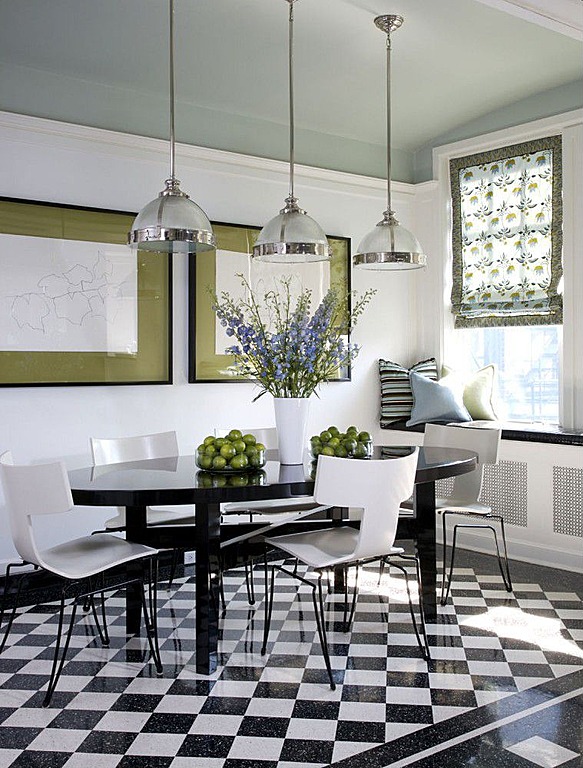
[{"left": 450, "top": 135, "right": 562, "bottom": 328}]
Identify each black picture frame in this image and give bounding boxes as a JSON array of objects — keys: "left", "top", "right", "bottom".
[
  {"left": 0, "top": 197, "right": 172, "bottom": 387},
  {"left": 188, "top": 220, "right": 351, "bottom": 384}
]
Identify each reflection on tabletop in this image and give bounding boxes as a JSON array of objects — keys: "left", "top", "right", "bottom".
[{"left": 90, "top": 455, "right": 179, "bottom": 480}]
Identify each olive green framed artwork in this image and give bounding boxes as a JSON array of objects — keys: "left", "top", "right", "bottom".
[
  {"left": 0, "top": 197, "right": 172, "bottom": 386},
  {"left": 188, "top": 221, "right": 351, "bottom": 383}
]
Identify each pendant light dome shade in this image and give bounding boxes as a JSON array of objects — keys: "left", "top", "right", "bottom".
[
  {"left": 354, "top": 14, "right": 426, "bottom": 271},
  {"left": 252, "top": 0, "right": 330, "bottom": 264},
  {"left": 129, "top": 178, "right": 215, "bottom": 254},
  {"left": 354, "top": 211, "right": 425, "bottom": 270},
  {"left": 129, "top": 0, "right": 215, "bottom": 254},
  {"left": 253, "top": 196, "right": 330, "bottom": 263}
]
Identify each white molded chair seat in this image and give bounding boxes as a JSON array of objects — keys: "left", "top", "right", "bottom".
[
  {"left": 434, "top": 498, "right": 491, "bottom": 514},
  {"left": 0, "top": 451, "right": 162, "bottom": 706},
  {"left": 41, "top": 533, "right": 161, "bottom": 581},
  {"left": 417, "top": 423, "right": 511, "bottom": 605},
  {"left": 266, "top": 527, "right": 404, "bottom": 570},
  {"left": 91, "top": 432, "right": 195, "bottom": 529},
  {"left": 262, "top": 450, "right": 429, "bottom": 689}
]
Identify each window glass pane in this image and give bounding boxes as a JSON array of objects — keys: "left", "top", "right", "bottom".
[{"left": 452, "top": 326, "right": 561, "bottom": 423}]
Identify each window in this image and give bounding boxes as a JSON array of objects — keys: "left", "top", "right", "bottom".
[
  {"left": 451, "top": 325, "right": 561, "bottom": 423},
  {"left": 449, "top": 136, "right": 563, "bottom": 423}
]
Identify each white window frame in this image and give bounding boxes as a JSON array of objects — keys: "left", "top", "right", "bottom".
[{"left": 429, "top": 110, "right": 583, "bottom": 428}]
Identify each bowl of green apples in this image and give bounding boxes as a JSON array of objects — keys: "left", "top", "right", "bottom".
[
  {"left": 195, "top": 430, "right": 266, "bottom": 473},
  {"left": 310, "top": 425, "right": 373, "bottom": 460}
]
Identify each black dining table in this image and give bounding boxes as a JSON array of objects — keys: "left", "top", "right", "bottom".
[{"left": 69, "top": 445, "right": 476, "bottom": 675}]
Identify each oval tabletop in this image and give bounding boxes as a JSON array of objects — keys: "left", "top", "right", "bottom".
[{"left": 69, "top": 446, "right": 476, "bottom": 507}]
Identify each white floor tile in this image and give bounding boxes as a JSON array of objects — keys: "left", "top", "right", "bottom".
[{"left": 506, "top": 735, "right": 580, "bottom": 767}]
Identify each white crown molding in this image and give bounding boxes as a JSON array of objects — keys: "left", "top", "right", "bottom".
[
  {"left": 473, "top": 0, "right": 583, "bottom": 40},
  {"left": 0, "top": 111, "right": 416, "bottom": 199}
]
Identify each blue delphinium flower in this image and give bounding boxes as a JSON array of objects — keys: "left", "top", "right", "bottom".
[{"left": 212, "top": 276, "right": 375, "bottom": 399}]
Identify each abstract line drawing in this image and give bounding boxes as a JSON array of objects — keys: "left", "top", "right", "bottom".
[{"left": 0, "top": 234, "right": 137, "bottom": 353}]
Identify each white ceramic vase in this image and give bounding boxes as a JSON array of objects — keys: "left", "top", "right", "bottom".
[{"left": 273, "top": 397, "right": 310, "bottom": 465}]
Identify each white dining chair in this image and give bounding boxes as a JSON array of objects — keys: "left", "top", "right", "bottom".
[
  {"left": 218, "top": 427, "right": 325, "bottom": 522},
  {"left": 90, "top": 431, "right": 195, "bottom": 529},
  {"left": 421, "top": 423, "right": 511, "bottom": 605},
  {"left": 261, "top": 449, "right": 429, "bottom": 689},
  {"left": 91, "top": 431, "right": 197, "bottom": 588},
  {"left": 217, "top": 427, "right": 331, "bottom": 607},
  {"left": 0, "top": 451, "right": 162, "bottom": 706}
]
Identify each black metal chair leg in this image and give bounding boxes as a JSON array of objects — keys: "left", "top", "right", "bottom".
[
  {"left": 140, "top": 575, "right": 163, "bottom": 675},
  {"left": 218, "top": 570, "right": 227, "bottom": 613},
  {"left": 390, "top": 558, "right": 430, "bottom": 661},
  {"left": 378, "top": 558, "right": 385, "bottom": 586},
  {"left": 314, "top": 575, "right": 335, "bottom": 690},
  {"left": 343, "top": 564, "right": 359, "bottom": 633},
  {"left": 244, "top": 561, "right": 255, "bottom": 605},
  {"left": 44, "top": 592, "right": 78, "bottom": 707},
  {"left": 167, "top": 548, "right": 181, "bottom": 591},
  {"left": 498, "top": 518, "right": 513, "bottom": 592},
  {"left": 441, "top": 523, "right": 461, "bottom": 606},
  {"left": 261, "top": 555, "right": 275, "bottom": 656},
  {"left": 0, "top": 568, "right": 28, "bottom": 654},
  {"left": 440, "top": 510, "right": 449, "bottom": 606},
  {"left": 88, "top": 581, "right": 110, "bottom": 647}
]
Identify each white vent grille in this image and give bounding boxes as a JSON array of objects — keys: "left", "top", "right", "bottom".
[
  {"left": 436, "top": 460, "right": 528, "bottom": 527},
  {"left": 553, "top": 466, "right": 583, "bottom": 538}
]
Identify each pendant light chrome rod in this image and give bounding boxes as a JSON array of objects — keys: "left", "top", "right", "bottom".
[
  {"left": 251, "top": 0, "right": 329, "bottom": 262},
  {"left": 385, "top": 31, "right": 392, "bottom": 218},
  {"left": 288, "top": 0, "right": 295, "bottom": 202},
  {"left": 353, "top": 14, "right": 426, "bottom": 270},
  {"left": 127, "top": 0, "right": 215, "bottom": 253},
  {"left": 169, "top": 0, "right": 176, "bottom": 183}
]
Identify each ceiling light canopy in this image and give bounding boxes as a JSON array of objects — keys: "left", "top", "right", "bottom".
[
  {"left": 129, "top": 0, "right": 215, "bottom": 254},
  {"left": 354, "top": 15, "right": 426, "bottom": 271},
  {"left": 253, "top": 0, "right": 330, "bottom": 264}
]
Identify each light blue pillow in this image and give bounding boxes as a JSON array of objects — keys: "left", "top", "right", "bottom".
[{"left": 406, "top": 371, "right": 471, "bottom": 427}]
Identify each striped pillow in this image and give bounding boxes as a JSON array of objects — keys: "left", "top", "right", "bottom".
[{"left": 379, "top": 358, "right": 438, "bottom": 427}]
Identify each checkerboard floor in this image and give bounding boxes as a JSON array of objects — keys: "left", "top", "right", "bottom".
[{"left": 0, "top": 551, "right": 581, "bottom": 768}]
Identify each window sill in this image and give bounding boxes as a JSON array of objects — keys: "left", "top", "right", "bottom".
[{"left": 381, "top": 420, "right": 583, "bottom": 446}]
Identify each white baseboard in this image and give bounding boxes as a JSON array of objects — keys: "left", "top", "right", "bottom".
[{"left": 443, "top": 528, "right": 583, "bottom": 574}]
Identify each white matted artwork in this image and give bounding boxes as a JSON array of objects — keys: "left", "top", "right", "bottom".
[
  {"left": 214, "top": 249, "right": 331, "bottom": 355},
  {"left": 0, "top": 234, "right": 137, "bottom": 353}
]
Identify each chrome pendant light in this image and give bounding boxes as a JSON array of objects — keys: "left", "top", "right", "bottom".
[
  {"left": 129, "top": 0, "right": 215, "bottom": 254},
  {"left": 354, "top": 15, "right": 426, "bottom": 270},
  {"left": 253, "top": 0, "right": 330, "bottom": 263}
]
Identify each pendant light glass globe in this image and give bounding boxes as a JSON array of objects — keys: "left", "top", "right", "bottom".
[
  {"left": 354, "top": 14, "right": 426, "bottom": 271},
  {"left": 253, "top": 196, "right": 330, "bottom": 263},
  {"left": 129, "top": 0, "right": 215, "bottom": 254},
  {"left": 354, "top": 211, "right": 426, "bottom": 270},
  {"left": 129, "top": 178, "right": 215, "bottom": 254},
  {"left": 252, "top": 0, "right": 330, "bottom": 264}
]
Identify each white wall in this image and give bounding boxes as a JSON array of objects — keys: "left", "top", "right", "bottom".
[{"left": 0, "top": 112, "right": 423, "bottom": 569}]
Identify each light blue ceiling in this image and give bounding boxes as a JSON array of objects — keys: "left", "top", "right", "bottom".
[{"left": 0, "top": 0, "right": 581, "bottom": 182}]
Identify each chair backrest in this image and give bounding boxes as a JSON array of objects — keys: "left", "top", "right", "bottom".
[
  {"left": 0, "top": 451, "right": 74, "bottom": 567},
  {"left": 215, "top": 428, "right": 278, "bottom": 450},
  {"left": 314, "top": 449, "right": 419, "bottom": 561},
  {"left": 91, "top": 431, "right": 179, "bottom": 466},
  {"left": 423, "top": 423, "right": 501, "bottom": 503}
]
